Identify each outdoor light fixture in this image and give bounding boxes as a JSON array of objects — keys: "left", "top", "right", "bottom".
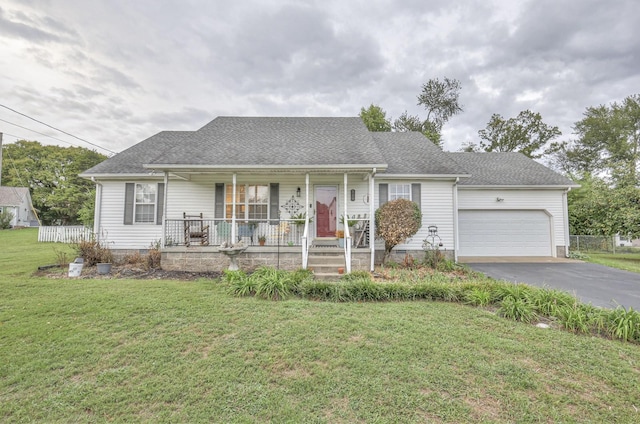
[
  {"left": 296, "top": 187, "right": 301, "bottom": 197},
  {"left": 350, "top": 189, "right": 356, "bottom": 201}
]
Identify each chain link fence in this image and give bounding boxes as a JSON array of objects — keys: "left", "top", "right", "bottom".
[{"left": 570, "top": 235, "right": 639, "bottom": 254}]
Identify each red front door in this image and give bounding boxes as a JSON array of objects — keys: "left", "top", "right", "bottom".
[{"left": 315, "top": 186, "right": 337, "bottom": 237}]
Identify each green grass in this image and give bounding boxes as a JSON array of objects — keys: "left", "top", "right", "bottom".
[
  {"left": 584, "top": 252, "right": 640, "bottom": 274},
  {"left": 2, "top": 229, "right": 640, "bottom": 423}
]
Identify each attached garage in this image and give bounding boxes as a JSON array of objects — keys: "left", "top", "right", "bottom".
[{"left": 458, "top": 210, "right": 553, "bottom": 257}]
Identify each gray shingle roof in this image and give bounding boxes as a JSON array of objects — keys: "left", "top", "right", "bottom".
[
  {"left": 371, "top": 132, "right": 467, "bottom": 175},
  {"left": 449, "top": 152, "right": 577, "bottom": 186},
  {"left": 151, "top": 116, "right": 386, "bottom": 166},
  {"left": 82, "top": 131, "right": 192, "bottom": 175},
  {"left": 81, "top": 116, "right": 575, "bottom": 188},
  {"left": 0, "top": 187, "right": 30, "bottom": 206}
]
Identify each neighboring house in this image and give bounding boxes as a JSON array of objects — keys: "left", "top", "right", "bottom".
[
  {"left": 80, "top": 116, "right": 577, "bottom": 272},
  {"left": 0, "top": 186, "right": 38, "bottom": 227}
]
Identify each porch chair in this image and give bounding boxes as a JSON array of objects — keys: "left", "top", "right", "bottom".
[{"left": 183, "top": 212, "right": 210, "bottom": 247}]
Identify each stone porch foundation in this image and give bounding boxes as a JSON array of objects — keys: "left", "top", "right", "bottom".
[{"left": 161, "top": 246, "right": 372, "bottom": 273}]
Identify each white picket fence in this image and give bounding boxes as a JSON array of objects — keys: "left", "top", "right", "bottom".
[{"left": 38, "top": 226, "right": 93, "bottom": 243}]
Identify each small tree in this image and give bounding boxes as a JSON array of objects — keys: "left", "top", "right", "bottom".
[
  {"left": 0, "top": 209, "right": 14, "bottom": 229},
  {"left": 375, "top": 199, "right": 422, "bottom": 264}
]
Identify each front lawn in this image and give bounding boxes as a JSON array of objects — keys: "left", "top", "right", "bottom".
[
  {"left": 1, "top": 229, "right": 640, "bottom": 422},
  {"left": 584, "top": 252, "right": 640, "bottom": 274}
]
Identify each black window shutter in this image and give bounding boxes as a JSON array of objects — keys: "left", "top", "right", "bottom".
[
  {"left": 379, "top": 183, "right": 388, "bottom": 206},
  {"left": 156, "top": 183, "right": 165, "bottom": 225},
  {"left": 214, "top": 183, "right": 225, "bottom": 219},
  {"left": 411, "top": 183, "right": 421, "bottom": 211},
  {"left": 269, "top": 183, "right": 279, "bottom": 224},
  {"left": 124, "top": 183, "right": 135, "bottom": 225}
]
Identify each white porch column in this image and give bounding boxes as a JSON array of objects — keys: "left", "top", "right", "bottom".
[
  {"left": 344, "top": 172, "right": 351, "bottom": 273},
  {"left": 162, "top": 171, "right": 169, "bottom": 248},
  {"left": 231, "top": 173, "right": 237, "bottom": 242},
  {"left": 369, "top": 169, "right": 375, "bottom": 271},
  {"left": 92, "top": 178, "right": 102, "bottom": 243}
]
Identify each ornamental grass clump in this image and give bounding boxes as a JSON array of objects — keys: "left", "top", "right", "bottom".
[{"left": 607, "top": 306, "right": 640, "bottom": 342}]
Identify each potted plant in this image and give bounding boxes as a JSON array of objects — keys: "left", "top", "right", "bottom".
[
  {"left": 291, "top": 212, "right": 313, "bottom": 226},
  {"left": 258, "top": 235, "right": 267, "bottom": 246},
  {"left": 336, "top": 230, "right": 345, "bottom": 248}
]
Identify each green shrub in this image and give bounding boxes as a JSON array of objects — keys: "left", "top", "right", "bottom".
[
  {"left": 0, "top": 209, "right": 14, "bottom": 229},
  {"left": 498, "top": 296, "right": 537, "bottom": 323}
]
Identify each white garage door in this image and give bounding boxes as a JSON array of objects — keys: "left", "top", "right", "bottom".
[{"left": 459, "top": 210, "right": 552, "bottom": 256}]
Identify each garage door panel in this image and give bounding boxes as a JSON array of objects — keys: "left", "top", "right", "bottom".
[{"left": 459, "top": 210, "right": 551, "bottom": 256}]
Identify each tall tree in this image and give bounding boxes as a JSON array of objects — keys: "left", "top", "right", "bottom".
[
  {"left": 476, "top": 110, "right": 561, "bottom": 159},
  {"left": 1, "top": 140, "right": 107, "bottom": 225},
  {"left": 554, "top": 94, "right": 640, "bottom": 185},
  {"left": 359, "top": 104, "right": 392, "bottom": 132},
  {"left": 568, "top": 174, "right": 640, "bottom": 237},
  {"left": 392, "top": 111, "right": 442, "bottom": 146},
  {"left": 417, "top": 77, "right": 463, "bottom": 135}
]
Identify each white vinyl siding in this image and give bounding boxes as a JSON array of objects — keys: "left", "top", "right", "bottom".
[
  {"left": 377, "top": 180, "right": 456, "bottom": 252},
  {"left": 97, "top": 180, "right": 164, "bottom": 249}
]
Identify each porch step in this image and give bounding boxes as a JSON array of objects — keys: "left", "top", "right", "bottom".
[{"left": 308, "top": 248, "right": 345, "bottom": 281}]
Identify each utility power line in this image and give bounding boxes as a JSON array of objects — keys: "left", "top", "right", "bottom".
[
  {"left": 0, "top": 118, "right": 83, "bottom": 149},
  {"left": 0, "top": 103, "right": 117, "bottom": 154}
]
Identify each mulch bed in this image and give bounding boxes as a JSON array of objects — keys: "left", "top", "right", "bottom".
[{"left": 35, "top": 263, "right": 222, "bottom": 281}]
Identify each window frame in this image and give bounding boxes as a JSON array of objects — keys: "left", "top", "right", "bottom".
[
  {"left": 225, "top": 184, "right": 269, "bottom": 220},
  {"left": 134, "top": 183, "right": 157, "bottom": 224},
  {"left": 388, "top": 183, "right": 412, "bottom": 201}
]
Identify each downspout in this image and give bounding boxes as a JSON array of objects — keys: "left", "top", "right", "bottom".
[
  {"left": 231, "top": 173, "right": 237, "bottom": 243},
  {"left": 453, "top": 177, "right": 459, "bottom": 263},
  {"left": 563, "top": 188, "right": 571, "bottom": 258},
  {"left": 369, "top": 168, "right": 376, "bottom": 272},
  {"left": 162, "top": 171, "right": 169, "bottom": 248},
  {"left": 91, "top": 177, "right": 102, "bottom": 242}
]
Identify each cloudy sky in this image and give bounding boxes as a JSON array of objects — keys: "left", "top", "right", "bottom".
[{"left": 1, "top": 0, "right": 638, "bottom": 156}]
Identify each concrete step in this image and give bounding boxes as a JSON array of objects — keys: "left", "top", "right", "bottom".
[{"left": 308, "top": 250, "right": 345, "bottom": 280}]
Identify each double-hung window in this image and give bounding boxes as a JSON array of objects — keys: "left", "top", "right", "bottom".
[
  {"left": 124, "top": 182, "right": 163, "bottom": 225},
  {"left": 389, "top": 183, "right": 412, "bottom": 201},
  {"left": 134, "top": 183, "right": 156, "bottom": 223},
  {"left": 225, "top": 185, "right": 269, "bottom": 220}
]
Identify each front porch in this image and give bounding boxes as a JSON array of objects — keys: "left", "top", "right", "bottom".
[{"left": 158, "top": 169, "right": 378, "bottom": 273}]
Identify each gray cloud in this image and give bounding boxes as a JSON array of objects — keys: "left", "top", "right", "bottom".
[{"left": 1, "top": 0, "right": 639, "bottom": 155}]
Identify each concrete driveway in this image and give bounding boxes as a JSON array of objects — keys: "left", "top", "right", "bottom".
[{"left": 467, "top": 262, "right": 640, "bottom": 310}]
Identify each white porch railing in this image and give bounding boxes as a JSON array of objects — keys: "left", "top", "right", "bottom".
[{"left": 38, "top": 226, "right": 93, "bottom": 243}]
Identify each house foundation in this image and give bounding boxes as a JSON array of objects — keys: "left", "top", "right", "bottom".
[{"left": 160, "top": 246, "right": 372, "bottom": 273}]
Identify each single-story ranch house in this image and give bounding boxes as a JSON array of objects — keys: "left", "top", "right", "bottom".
[{"left": 80, "top": 116, "right": 577, "bottom": 275}]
